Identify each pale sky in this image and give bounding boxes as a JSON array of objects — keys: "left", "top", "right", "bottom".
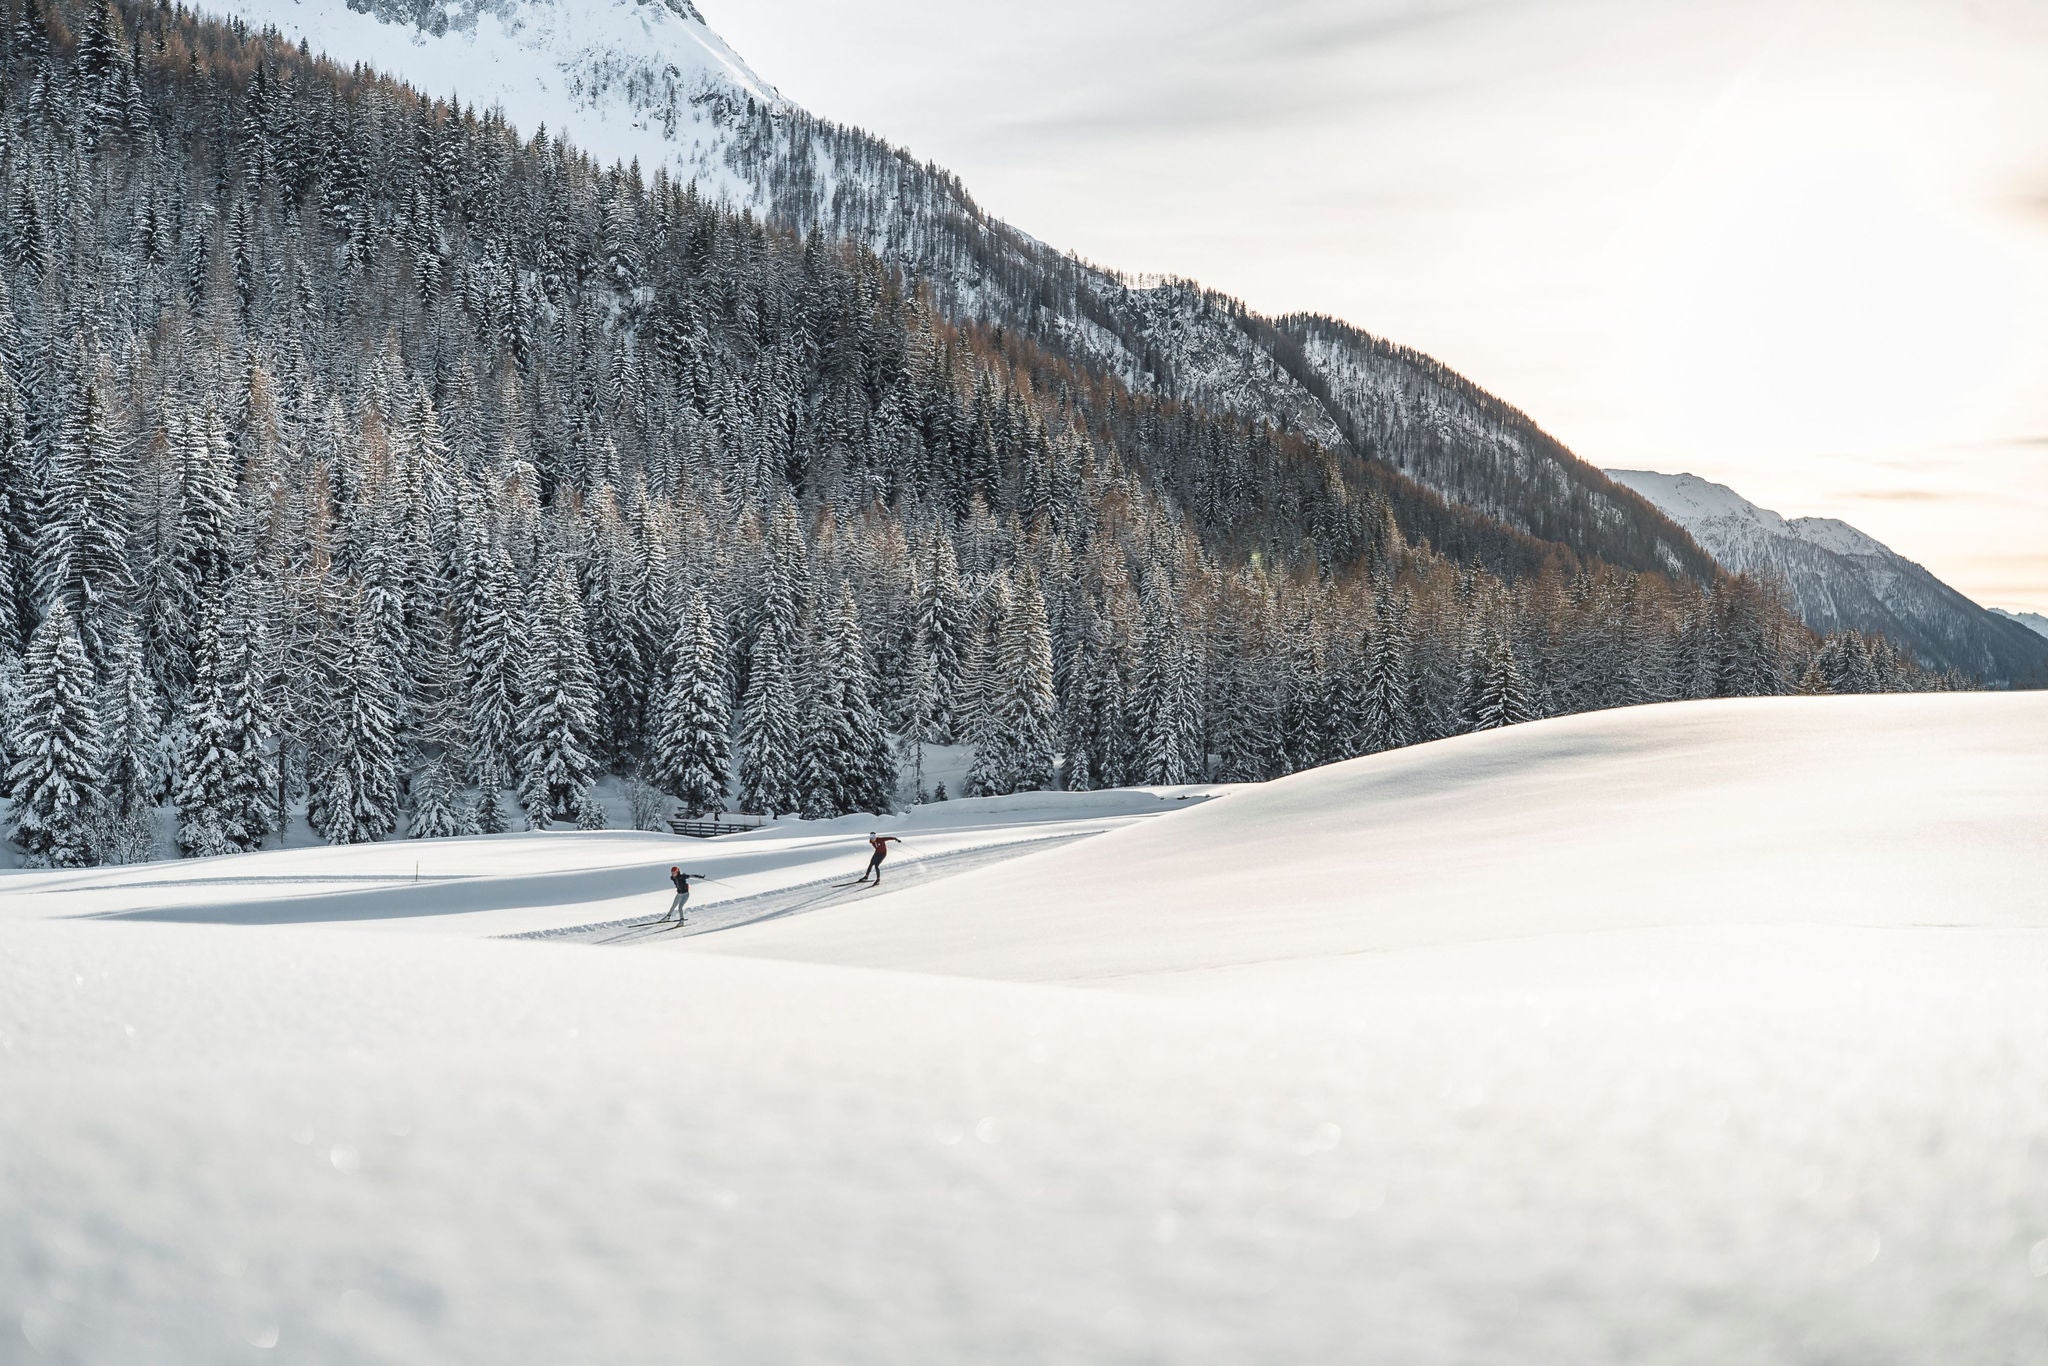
[{"left": 705, "top": 0, "right": 2048, "bottom": 613}]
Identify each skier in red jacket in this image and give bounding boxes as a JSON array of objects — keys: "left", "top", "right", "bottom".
[{"left": 856, "top": 833, "right": 902, "bottom": 885}]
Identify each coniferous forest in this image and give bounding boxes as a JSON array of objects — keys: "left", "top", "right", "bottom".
[{"left": 0, "top": 0, "right": 1950, "bottom": 866}]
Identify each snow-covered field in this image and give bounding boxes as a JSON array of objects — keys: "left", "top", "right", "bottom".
[{"left": 6, "top": 695, "right": 2048, "bottom": 1363}]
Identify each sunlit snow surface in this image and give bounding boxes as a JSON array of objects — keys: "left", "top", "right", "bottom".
[{"left": 5, "top": 696, "right": 2048, "bottom": 1363}]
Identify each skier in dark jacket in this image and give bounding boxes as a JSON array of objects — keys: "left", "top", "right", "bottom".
[
  {"left": 666, "top": 867, "right": 707, "bottom": 923},
  {"left": 856, "top": 834, "right": 902, "bottom": 885}
]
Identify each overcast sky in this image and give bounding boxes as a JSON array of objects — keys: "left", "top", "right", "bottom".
[{"left": 704, "top": 0, "right": 2048, "bottom": 612}]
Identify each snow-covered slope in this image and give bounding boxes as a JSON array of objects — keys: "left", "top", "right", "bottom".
[
  {"left": 1995, "top": 607, "right": 2048, "bottom": 642},
  {"left": 6, "top": 694, "right": 2048, "bottom": 1362},
  {"left": 1610, "top": 469, "right": 2048, "bottom": 684},
  {"left": 214, "top": 0, "right": 780, "bottom": 204},
  {"left": 197, "top": 0, "right": 1710, "bottom": 581}
]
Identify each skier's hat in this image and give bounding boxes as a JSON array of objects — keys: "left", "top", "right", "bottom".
[{"left": 670, "top": 865, "right": 680, "bottom": 873}]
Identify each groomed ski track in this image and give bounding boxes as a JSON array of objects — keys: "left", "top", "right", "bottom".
[{"left": 509, "top": 831, "right": 1098, "bottom": 946}]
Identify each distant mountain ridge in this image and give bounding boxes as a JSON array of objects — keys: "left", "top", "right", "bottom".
[
  {"left": 1993, "top": 609, "right": 2048, "bottom": 642},
  {"left": 1609, "top": 470, "right": 2048, "bottom": 685},
  {"left": 203, "top": 0, "right": 1720, "bottom": 586}
]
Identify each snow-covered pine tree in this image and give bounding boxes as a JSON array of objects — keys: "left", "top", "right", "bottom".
[
  {"left": 896, "top": 625, "right": 938, "bottom": 801},
  {"left": 321, "top": 611, "right": 402, "bottom": 845},
  {"left": 462, "top": 539, "right": 524, "bottom": 788},
  {"left": 967, "top": 572, "right": 1058, "bottom": 795},
  {"left": 407, "top": 753, "right": 471, "bottom": 840},
  {"left": 1061, "top": 610, "right": 1130, "bottom": 792},
  {"left": 176, "top": 599, "right": 277, "bottom": 856},
  {"left": 1318, "top": 631, "right": 1367, "bottom": 766},
  {"left": 97, "top": 626, "right": 163, "bottom": 864},
  {"left": 1468, "top": 630, "right": 1535, "bottom": 732},
  {"left": 650, "top": 588, "right": 732, "bottom": 816},
  {"left": 34, "top": 351, "right": 135, "bottom": 668},
  {"left": 0, "top": 360, "right": 30, "bottom": 655},
  {"left": 954, "top": 607, "right": 996, "bottom": 755},
  {"left": 1278, "top": 614, "right": 1329, "bottom": 773},
  {"left": 6, "top": 603, "right": 103, "bottom": 867},
  {"left": 804, "top": 581, "right": 895, "bottom": 816},
  {"left": 914, "top": 534, "right": 966, "bottom": 741},
  {"left": 1358, "top": 610, "right": 1413, "bottom": 754},
  {"left": 580, "top": 488, "right": 650, "bottom": 767},
  {"left": 1712, "top": 577, "right": 1789, "bottom": 699},
  {"left": 1796, "top": 654, "right": 1831, "bottom": 696},
  {"left": 1207, "top": 607, "right": 1268, "bottom": 784},
  {"left": 472, "top": 759, "right": 513, "bottom": 836},
  {"left": 735, "top": 606, "right": 803, "bottom": 818},
  {"left": 178, "top": 399, "right": 237, "bottom": 604},
  {"left": 0, "top": 645, "right": 21, "bottom": 790},
  {"left": 1132, "top": 598, "right": 1203, "bottom": 786},
  {"left": 516, "top": 560, "right": 601, "bottom": 823}
]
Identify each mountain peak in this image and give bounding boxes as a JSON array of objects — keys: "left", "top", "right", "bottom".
[
  {"left": 212, "top": 0, "right": 782, "bottom": 193},
  {"left": 1609, "top": 468, "right": 2048, "bottom": 684}
]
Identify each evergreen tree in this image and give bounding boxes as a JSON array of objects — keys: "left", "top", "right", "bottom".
[
  {"left": 1468, "top": 631, "right": 1535, "bottom": 732},
  {"left": 407, "top": 753, "right": 472, "bottom": 840},
  {"left": 463, "top": 542, "right": 524, "bottom": 786},
  {"left": 1359, "top": 604, "right": 1413, "bottom": 754},
  {"left": 0, "top": 361, "right": 30, "bottom": 654},
  {"left": 175, "top": 601, "right": 276, "bottom": 856},
  {"left": 650, "top": 589, "right": 731, "bottom": 815},
  {"left": 736, "top": 616, "right": 803, "bottom": 818},
  {"left": 6, "top": 604, "right": 103, "bottom": 867},
  {"left": 97, "top": 627, "right": 162, "bottom": 864},
  {"left": 321, "top": 613, "right": 402, "bottom": 845},
  {"left": 897, "top": 625, "right": 939, "bottom": 801},
  {"left": 802, "top": 582, "right": 895, "bottom": 816},
  {"left": 516, "top": 562, "right": 600, "bottom": 822},
  {"left": 1132, "top": 599, "right": 1203, "bottom": 786},
  {"left": 967, "top": 573, "right": 1058, "bottom": 795},
  {"left": 472, "top": 759, "right": 513, "bottom": 836},
  {"left": 34, "top": 356, "right": 135, "bottom": 666},
  {"left": 914, "top": 534, "right": 966, "bottom": 741}
]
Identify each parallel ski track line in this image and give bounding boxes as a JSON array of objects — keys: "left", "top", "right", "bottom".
[{"left": 501, "top": 830, "right": 1102, "bottom": 946}]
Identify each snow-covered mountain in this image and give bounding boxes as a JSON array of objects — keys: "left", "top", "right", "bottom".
[
  {"left": 217, "top": 0, "right": 781, "bottom": 204},
  {"left": 199, "top": 0, "right": 1716, "bottom": 583},
  {"left": 1609, "top": 470, "right": 2048, "bottom": 685},
  {"left": 1994, "top": 608, "right": 2048, "bottom": 642}
]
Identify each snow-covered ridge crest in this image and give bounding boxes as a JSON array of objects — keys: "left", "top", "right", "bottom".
[{"left": 209, "top": 0, "right": 782, "bottom": 196}]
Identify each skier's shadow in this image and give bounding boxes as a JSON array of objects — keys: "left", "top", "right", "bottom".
[{"left": 596, "top": 918, "right": 680, "bottom": 945}]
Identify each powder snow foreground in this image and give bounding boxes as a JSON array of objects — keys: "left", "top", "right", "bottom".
[{"left": 4, "top": 694, "right": 2047, "bottom": 1363}]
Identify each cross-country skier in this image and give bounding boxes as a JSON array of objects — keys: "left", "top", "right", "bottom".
[
  {"left": 856, "top": 833, "right": 902, "bottom": 885},
  {"left": 666, "top": 866, "right": 707, "bottom": 923}
]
